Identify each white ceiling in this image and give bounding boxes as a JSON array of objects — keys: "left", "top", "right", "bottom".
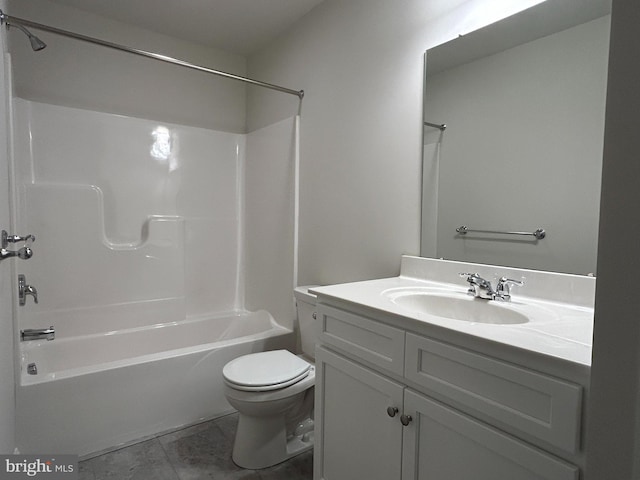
[{"left": 46, "top": 0, "right": 326, "bottom": 56}]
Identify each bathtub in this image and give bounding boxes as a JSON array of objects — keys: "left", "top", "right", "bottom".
[{"left": 15, "top": 309, "right": 294, "bottom": 458}]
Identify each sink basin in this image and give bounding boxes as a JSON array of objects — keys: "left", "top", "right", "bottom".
[{"left": 384, "top": 288, "right": 529, "bottom": 325}]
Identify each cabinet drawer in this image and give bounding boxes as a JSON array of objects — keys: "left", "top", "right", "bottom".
[
  {"left": 318, "top": 304, "right": 405, "bottom": 375},
  {"left": 405, "top": 333, "right": 582, "bottom": 453}
]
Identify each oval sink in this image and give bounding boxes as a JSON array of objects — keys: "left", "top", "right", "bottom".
[{"left": 386, "top": 289, "right": 529, "bottom": 325}]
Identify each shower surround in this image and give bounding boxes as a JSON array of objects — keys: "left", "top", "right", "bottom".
[{"left": 12, "top": 99, "right": 298, "bottom": 456}]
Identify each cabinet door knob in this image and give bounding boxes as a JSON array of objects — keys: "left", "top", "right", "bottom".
[
  {"left": 400, "top": 414, "right": 412, "bottom": 426},
  {"left": 386, "top": 406, "right": 399, "bottom": 417}
]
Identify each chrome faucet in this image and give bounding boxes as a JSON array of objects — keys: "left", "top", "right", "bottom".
[
  {"left": 18, "top": 274, "right": 38, "bottom": 305},
  {"left": 495, "top": 277, "right": 524, "bottom": 302},
  {"left": 21, "top": 326, "right": 54, "bottom": 341},
  {"left": 1, "top": 230, "right": 34, "bottom": 261},
  {"left": 3, "top": 231, "right": 35, "bottom": 245},
  {"left": 1, "top": 246, "right": 33, "bottom": 260},
  {"left": 459, "top": 273, "right": 523, "bottom": 301},
  {"left": 460, "top": 273, "right": 496, "bottom": 299}
]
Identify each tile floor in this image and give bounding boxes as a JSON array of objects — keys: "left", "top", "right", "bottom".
[{"left": 78, "top": 413, "right": 313, "bottom": 480}]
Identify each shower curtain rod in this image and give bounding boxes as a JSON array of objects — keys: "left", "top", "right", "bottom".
[{"left": 0, "top": 9, "right": 305, "bottom": 99}]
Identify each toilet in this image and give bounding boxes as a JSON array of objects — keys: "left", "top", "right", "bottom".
[{"left": 223, "top": 286, "right": 318, "bottom": 469}]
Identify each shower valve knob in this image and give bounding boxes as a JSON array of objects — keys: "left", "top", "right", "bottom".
[
  {"left": 10, "top": 233, "right": 35, "bottom": 245},
  {"left": 1, "top": 230, "right": 35, "bottom": 248}
]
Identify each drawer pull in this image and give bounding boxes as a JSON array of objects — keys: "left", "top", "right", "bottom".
[
  {"left": 387, "top": 406, "right": 399, "bottom": 417},
  {"left": 400, "top": 414, "right": 413, "bottom": 426}
]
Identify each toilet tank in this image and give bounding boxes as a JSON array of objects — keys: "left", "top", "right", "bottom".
[{"left": 294, "top": 286, "right": 319, "bottom": 360}]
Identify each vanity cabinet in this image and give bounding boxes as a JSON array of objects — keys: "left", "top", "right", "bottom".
[
  {"left": 315, "top": 347, "right": 404, "bottom": 480},
  {"left": 314, "top": 303, "right": 583, "bottom": 480}
]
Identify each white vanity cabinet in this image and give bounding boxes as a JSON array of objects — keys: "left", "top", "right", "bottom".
[
  {"left": 315, "top": 347, "right": 404, "bottom": 480},
  {"left": 314, "top": 302, "right": 584, "bottom": 480}
]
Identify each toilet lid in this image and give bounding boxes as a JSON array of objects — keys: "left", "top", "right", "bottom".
[{"left": 223, "top": 350, "right": 311, "bottom": 391}]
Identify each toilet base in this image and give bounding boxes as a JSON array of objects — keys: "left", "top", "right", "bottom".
[{"left": 232, "top": 413, "right": 314, "bottom": 469}]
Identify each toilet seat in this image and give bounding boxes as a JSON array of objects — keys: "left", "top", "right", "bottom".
[{"left": 223, "top": 350, "right": 311, "bottom": 392}]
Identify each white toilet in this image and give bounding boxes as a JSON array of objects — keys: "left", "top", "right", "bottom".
[{"left": 223, "top": 286, "right": 318, "bottom": 469}]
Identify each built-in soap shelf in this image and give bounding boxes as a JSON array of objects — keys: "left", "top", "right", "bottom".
[
  {"left": 22, "top": 183, "right": 183, "bottom": 249},
  {"left": 18, "top": 183, "right": 185, "bottom": 316}
]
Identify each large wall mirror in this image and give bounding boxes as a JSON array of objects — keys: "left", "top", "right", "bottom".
[{"left": 422, "top": 0, "right": 611, "bottom": 275}]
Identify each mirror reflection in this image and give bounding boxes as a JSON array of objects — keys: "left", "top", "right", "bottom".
[{"left": 422, "top": 0, "right": 611, "bottom": 275}]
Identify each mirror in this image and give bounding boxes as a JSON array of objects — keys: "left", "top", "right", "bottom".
[{"left": 422, "top": 0, "right": 611, "bottom": 275}]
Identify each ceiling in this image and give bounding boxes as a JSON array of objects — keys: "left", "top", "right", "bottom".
[{"left": 46, "top": 0, "right": 326, "bottom": 56}]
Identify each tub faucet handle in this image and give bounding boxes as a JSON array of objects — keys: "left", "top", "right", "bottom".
[
  {"left": 1, "top": 230, "right": 35, "bottom": 261},
  {"left": 2, "top": 230, "right": 35, "bottom": 248},
  {"left": 13, "top": 233, "right": 34, "bottom": 245},
  {"left": 18, "top": 274, "right": 38, "bottom": 306}
]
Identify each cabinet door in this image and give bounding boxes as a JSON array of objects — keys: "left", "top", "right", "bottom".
[
  {"left": 315, "top": 346, "right": 405, "bottom": 480},
  {"left": 402, "top": 389, "right": 579, "bottom": 480}
]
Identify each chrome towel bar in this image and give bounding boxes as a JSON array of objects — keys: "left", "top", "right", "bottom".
[
  {"left": 456, "top": 225, "right": 546, "bottom": 240},
  {"left": 424, "top": 121, "right": 447, "bottom": 131}
]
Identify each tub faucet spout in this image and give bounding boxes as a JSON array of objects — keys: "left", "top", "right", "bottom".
[{"left": 21, "top": 326, "right": 54, "bottom": 341}]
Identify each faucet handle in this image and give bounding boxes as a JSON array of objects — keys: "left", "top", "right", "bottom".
[
  {"left": 17, "top": 246, "right": 33, "bottom": 260},
  {"left": 459, "top": 272, "right": 480, "bottom": 280},
  {"left": 2, "top": 230, "right": 35, "bottom": 248},
  {"left": 460, "top": 272, "right": 492, "bottom": 286},
  {"left": 497, "top": 277, "right": 524, "bottom": 287},
  {"left": 495, "top": 277, "right": 524, "bottom": 301},
  {"left": 10, "top": 233, "right": 35, "bottom": 245},
  {"left": 460, "top": 273, "right": 495, "bottom": 298},
  {"left": 459, "top": 273, "right": 479, "bottom": 294}
]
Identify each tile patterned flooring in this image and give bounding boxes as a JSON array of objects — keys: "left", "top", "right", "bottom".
[{"left": 78, "top": 413, "right": 313, "bottom": 480}]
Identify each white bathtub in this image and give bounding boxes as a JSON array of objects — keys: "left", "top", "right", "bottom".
[{"left": 16, "top": 309, "right": 294, "bottom": 458}]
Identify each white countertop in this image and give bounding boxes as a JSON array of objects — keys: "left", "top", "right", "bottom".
[{"left": 312, "top": 256, "right": 594, "bottom": 367}]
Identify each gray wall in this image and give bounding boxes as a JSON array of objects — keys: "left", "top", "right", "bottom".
[
  {"left": 6, "top": 0, "right": 247, "bottom": 133},
  {"left": 585, "top": 0, "right": 640, "bottom": 477},
  {"left": 247, "top": 0, "right": 542, "bottom": 286},
  {"left": 0, "top": 0, "right": 16, "bottom": 454}
]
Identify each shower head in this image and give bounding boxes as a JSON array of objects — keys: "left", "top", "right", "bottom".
[
  {"left": 0, "top": 11, "right": 45, "bottom": 51},
  {"left": 12, "top": 23, "right": 47, "bottom": 51}
]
